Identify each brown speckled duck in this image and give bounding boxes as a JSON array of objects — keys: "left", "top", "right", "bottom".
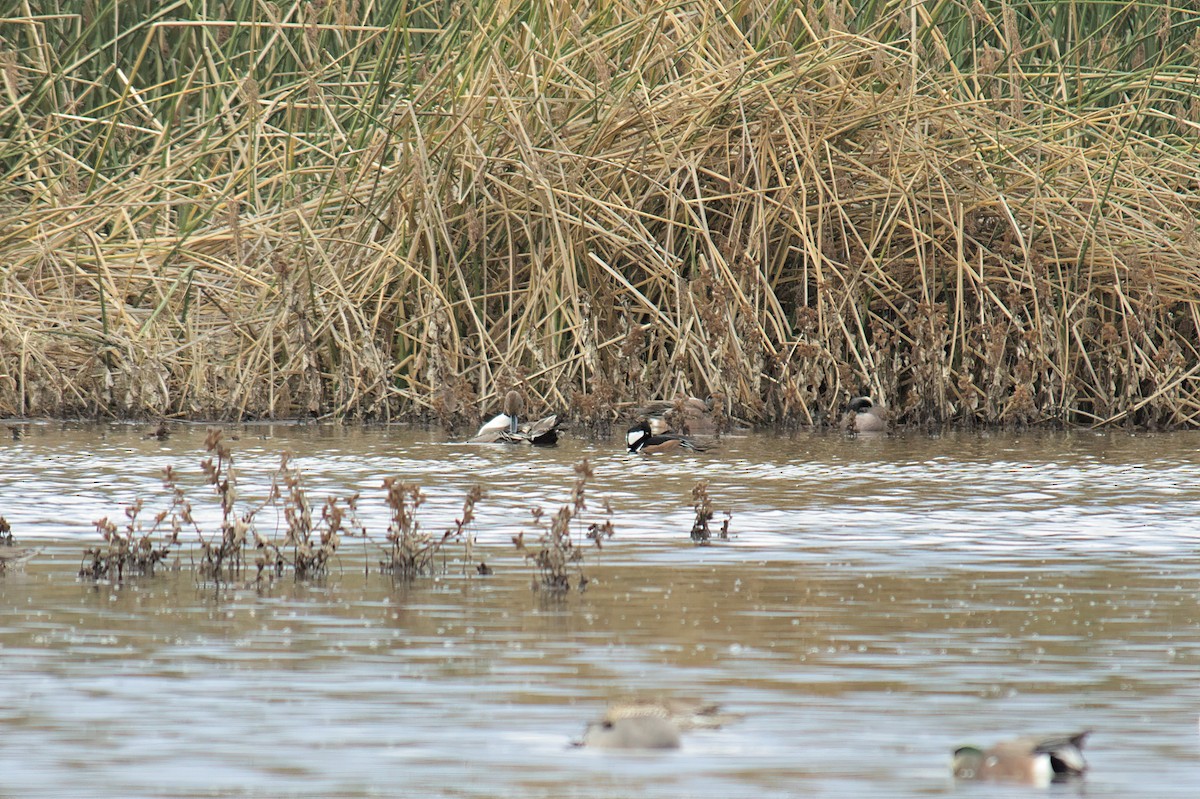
[
  {"left": 575, "top": 699, "right": 740, "bottom": 749},
  {"left": 635, "top": 395, "right": 718, "bottom": 436}
]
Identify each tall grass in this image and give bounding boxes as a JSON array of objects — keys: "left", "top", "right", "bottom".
[{"left": 1, "top": 0, "right": 1198, "bottom": 427}]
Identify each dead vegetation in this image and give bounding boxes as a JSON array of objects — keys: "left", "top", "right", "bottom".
[
  {"left": 377, "top": 479, "right": 482, "bottom": 579},
  {"left": 1, "top": 3, "right": 1199, "bottom": 427},
  {"left": 514, "top": 459, "right": 614, "bottom": 592},
  {"left": 78, "top": 432, "right": 611, "bottom": 588},
  {"left": 690, "top": 480, "right": 731, "bottom": 545}
]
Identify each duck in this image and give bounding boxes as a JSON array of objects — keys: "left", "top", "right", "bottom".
[
  {"left": 626, "top": 420, "right": 712, "bottom": 454},
  {"left": 473, "top": 390, "right": 523, "bottom": 438},
  {"left": 470, "top": 390, "right": 561, "bottom": 446},
  {"left": 634, "top": 395, "right": 719, "bottom": 436},
  {"left": 576, "top": 713, "right": 681, "bottom": 750},
  {"left": 952, "top": 731, "right": 1090, "bottom": 786},
  {"left": 511, "top": 413, "right": 561, "bottom": 447},
  {"left": 574, "top": 698, "right": 739, "bottom": 749},
  {"left": 0, "top": 547, "right": 40, "bottom": 571},
  {"left": 841, "top": 396, "right": 887, "bottom": 433},
  {"left": 601, "top": 698, "right": 742, "bottom": 731}
]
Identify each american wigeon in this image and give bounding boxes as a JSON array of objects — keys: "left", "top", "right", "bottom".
[
  {"left": 841, "top": 396, "right": 887, "bottom": 433},
  {"left": 952, "top": 732, "right": 1090, "bottom": 785},
  {"left": 626, "top": 420, "right": 712, "bottom": 454},
  {"left": 575, "top": 698, "right": 740, "bottom": 749}
]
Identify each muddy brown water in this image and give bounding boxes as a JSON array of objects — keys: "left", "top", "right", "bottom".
[{"left": 1, "top": 423, "right": 1199, "bottom": 798}]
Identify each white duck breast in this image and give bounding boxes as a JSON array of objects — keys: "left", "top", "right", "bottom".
[
  {"left": 627, "top": 427, "right": 647, "bottom": 448},
  {"left": 476, "top": 413, "right": 514, "bottom": 436}
]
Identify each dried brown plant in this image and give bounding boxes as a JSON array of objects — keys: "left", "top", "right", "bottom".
[{"left": 515, "top": 459, "right": 613, "bottom": 593}]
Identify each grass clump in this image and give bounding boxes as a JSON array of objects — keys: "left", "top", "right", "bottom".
[
  {"left": 515, "top": 459, "right": 613, "bottom": 593},
  {"left": 255, "top": 452, "right": 357, "bottom": 582},
  {"left": 80, "top": 426, "right": 493, "bottom": 584},
  {"left": 81, "top": 500, "right": 179, "bottom": 580},
  {"left": 81, "top": 428, "right": 365, "bottom": 584},
  {"left": 375, "top": 479, "right": 481, "bottom": 579},
  {"left": 80, "top": 457, "right": 200, "bottom": 579},
  {"left": 690, "top": 480, "right": 730, "bottom": 545}
]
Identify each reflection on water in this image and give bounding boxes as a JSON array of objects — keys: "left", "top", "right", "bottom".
[{"left": 1, "top": 424, "right": 1200, "bottom": 797}]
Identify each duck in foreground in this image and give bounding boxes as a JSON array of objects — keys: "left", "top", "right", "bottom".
[
  {"left": 577, "top": 714, "right": 682, "bottom": 750},
  {"left": 626, "top": 420, "right": 713, "bottom": 454},
  {"left": 602, "top": 698, "right": 742, "bottom": 731},
  {"left": 841, "top": 396, "right": 887, "bottom": 433},
  {"left": 575, "top": 699, "right": 740, "bottom": 749},
  {"left": 470, "top": 390, "right": 560, "bottom": 446},
  {"left": 952, "top": 731, "right": 1090, "bottom": 786}
]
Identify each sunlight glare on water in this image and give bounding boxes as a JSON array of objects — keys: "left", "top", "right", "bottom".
[{"left": 1, "top": 423, "right": 1199, "bottom": 797}]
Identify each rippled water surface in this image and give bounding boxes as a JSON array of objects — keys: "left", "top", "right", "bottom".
[{"left": 2, "top": 423, "right": 1200, "bottom": 798}]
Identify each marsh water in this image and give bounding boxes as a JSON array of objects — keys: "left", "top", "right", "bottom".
[{"left": 1, "top": 423, "right": 1199, "bottom": 798}]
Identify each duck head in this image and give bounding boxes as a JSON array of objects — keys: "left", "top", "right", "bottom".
[{"left": 626, "top": 420, "right": 652, "bottom": 452}]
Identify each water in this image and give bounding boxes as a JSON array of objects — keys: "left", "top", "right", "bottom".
[{"left": 2, "top": 423, "right": 1199, "bottom": 797}]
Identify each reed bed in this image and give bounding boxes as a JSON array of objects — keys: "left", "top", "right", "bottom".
[{"left": 1, "top": 1, "right": 1198, "bottom": 427}]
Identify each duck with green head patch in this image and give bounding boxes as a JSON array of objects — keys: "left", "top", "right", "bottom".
[{"left": 952, "top": 731, "right": 1090, "bottom": 786}]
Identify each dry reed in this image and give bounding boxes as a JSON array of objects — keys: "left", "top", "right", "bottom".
[
  {"left": 2, "top": 2, "right": 1199, "bottom": 427},
  {"left": 515, "top": 458, "right": 612, "bottom": 592}
]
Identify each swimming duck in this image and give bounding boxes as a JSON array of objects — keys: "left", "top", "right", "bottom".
[
  {"left": 635, "top": 395, "right": 718, "bottom": 436},
  {"left": 511, "top": 413, "right": 561, "bottom": 447},
  {"left": 0, "top": 547, "right": 39, "bottom": 571},
  {"left": 470, "top": 391, "right": 561, "bottom": 446},
  {"left": 577, "top": 714, "right": 681, "bottom": 750},
  {"left": 841, "top": 396, "right": 887, "bottom": 433},
  {"left": 473, "top": 390, "right": 523, "bottom": 438},
  {"left": 952, "top": 731, "right": 1090, "bottom": 786},
  {"left": 574, "top": 698, "right": 739, "bottom": 749},
  {"left": 602, "top": 698, "right": 742, "bottom": 731},
  {"left": 626, "top": 420, "right": 712, "bottom": 454}
]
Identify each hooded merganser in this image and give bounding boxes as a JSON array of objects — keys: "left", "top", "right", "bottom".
[
  {"left": 841, "top": 396, "right": 887, "bottom": 433},
  {"left": 626, "top": 420, "right": 711, "bottom": 454},
  {"left": 471, "top": 390, "right": 561, "bottom": 446},
  {"left": 952, "top": 731, "right": 1089, "bottom": 786}
]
